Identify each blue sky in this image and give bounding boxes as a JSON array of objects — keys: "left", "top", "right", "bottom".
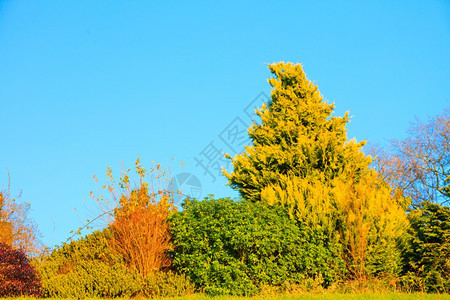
[{"left": 1, "top": 0, "right": 449, "bottom": 248}]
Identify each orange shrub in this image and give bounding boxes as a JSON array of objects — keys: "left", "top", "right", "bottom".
[
  {"left": 90, "top": 158, "right": 176, "bottom": 278},
  {"left": 111, "top": 184, "right": 173, "bottom": 277}
]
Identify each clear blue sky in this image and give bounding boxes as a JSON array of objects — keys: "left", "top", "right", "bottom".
[{"left": 1, "top": 0, "right": 449, "bottom": 248}]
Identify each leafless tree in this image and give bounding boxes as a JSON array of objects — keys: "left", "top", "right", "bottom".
[{"left": 371, "top": 109, "right": 449, "bottom": 205}]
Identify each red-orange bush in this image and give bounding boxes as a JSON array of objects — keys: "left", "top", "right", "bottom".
[
  {"left": 111, "top": 184, "right": 173, "bottom": 277},
  {"left": 90, "top": 158, "right": 175, "bottom": 278},
  {"left": 0, "top": 242, "right": 41, "bottom": 297}
]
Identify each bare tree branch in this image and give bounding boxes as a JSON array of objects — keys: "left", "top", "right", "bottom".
[{"left": 370, "top": 109, "right": 450, "bottom": 205}]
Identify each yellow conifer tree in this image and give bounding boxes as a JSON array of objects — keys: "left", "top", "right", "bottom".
[{"left": 225, "top": 62, "right": 408, "bottom": 280}]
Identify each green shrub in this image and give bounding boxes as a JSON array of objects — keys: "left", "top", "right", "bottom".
[
  {"left": 170, "top": 196, "right": 344, "bottom": 296},
  {"left": 401, "top": 201, "right": 450, "bottom": 293},
  {"left": 33, "top": 229, "right": 143, "bottom": 298},
  {"left": 143, "top": 271, "right": 194, "bottom": 298},
  {"left": 33, "top": 228, "right": 195, "bottom": 298},
  {"left": 37, "top": 259, "right": 142, "bottom": 298}
]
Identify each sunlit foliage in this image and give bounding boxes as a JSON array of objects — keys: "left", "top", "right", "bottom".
[
  {"left": 170, "top": 196, "right": 345, "bottom": 296},
  {"left": 225, "top": 62, "right": 408, "bottom": 281},
  {"left": 0, "top": 242, "right": 41, "bottom": 297},
  {"left": 0, "top": 173, "right": 42, "bottom": 256},
  {"left": 86, "top": 158, "right": 176, "bottom": 278}
]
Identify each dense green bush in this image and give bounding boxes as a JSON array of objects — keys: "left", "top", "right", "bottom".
[
  {"left": 38, "top": 259, "right": 143, "bottom": 298},
  {"left": 0, "top": 242, "right": 41, "bottom": 297},
  {"left": 33, "top": 228, "right": 193, "bottom": 298},
  {"left": 170, "top": 196, "right": 344, "bottom": 296},
  {"left": 143, "top": 271, "right": 194, "bottom": 297},
  {"left": 33, "top": 229, "right": 142, "bottom": 298},
  {"left": 401, "top": 201, "right": 450, "bottom": 293}
]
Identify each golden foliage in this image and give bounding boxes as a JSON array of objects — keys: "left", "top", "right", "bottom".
[
  {"left": 232, "top": 62, "right": 409, "bottom": 281},
  {"left": 262, "top": 175, "right": 335, "bottom": 233},
  {"left": 93, "top": 158, "right": 175, "bottom": 278},
  {"left": 261, "top": 169, "right": 408, "bottom": 280},
  {"left": 0, "top": 174, "right": 42, "bottom": 256},
  {"left": 111, "top": 184, "right": 173, "bottom": 277},
  {"left": 333, "top": 171, "right": 407, "bottom": 279},
  {"left": 224, "top": 62, "right": 371, "bottom": 202}
]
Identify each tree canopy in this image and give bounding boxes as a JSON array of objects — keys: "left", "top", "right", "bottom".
[
  {"left": 224, "top": 62, "right": 370, "bottom": 202},
  {"left": 0, "top": 175, "right": 41, "bottom": 256},
  {"left": 224, "top": 62, "right": 408, "bottom": 280}
]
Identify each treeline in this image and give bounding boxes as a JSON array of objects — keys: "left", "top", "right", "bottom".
[{"left": 1, "top": 63, "right": 449, "bottom": 297}]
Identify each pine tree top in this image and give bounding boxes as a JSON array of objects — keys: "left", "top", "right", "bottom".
[{"left": 224, "top": 62, "right": 371, "bottom": 202}]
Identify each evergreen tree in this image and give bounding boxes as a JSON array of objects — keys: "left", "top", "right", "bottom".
[
  {"left": 224, "top": 62, "right": 370, "bottom": 202},
  {"left": 401, "top": 201, "right": 450, "bottom": 293},
  {"left": 224, "top": 62, "right": 408, "bottom": 280}
]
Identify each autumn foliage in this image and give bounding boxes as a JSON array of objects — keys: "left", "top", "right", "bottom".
[
  {"left": 0, "top": 242, "right": 41, "bottom": 297},
  {"left": 0, "top": 174, "right": 42, "bottom": 256},
  {"left": 111, "top": 185, "right": 173, "bottom": 277},
  {"left": 5, "top": 62, "right": 448, "bottom": 296},
  {"left": 333, "top": 171, "right": 407, "bottom": 280},
  {"left": 32, "top": 159, "right": 192, "bottom": 298},
  {"left": 96, "top": 158, "right": 174, "bottom": 278}
]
